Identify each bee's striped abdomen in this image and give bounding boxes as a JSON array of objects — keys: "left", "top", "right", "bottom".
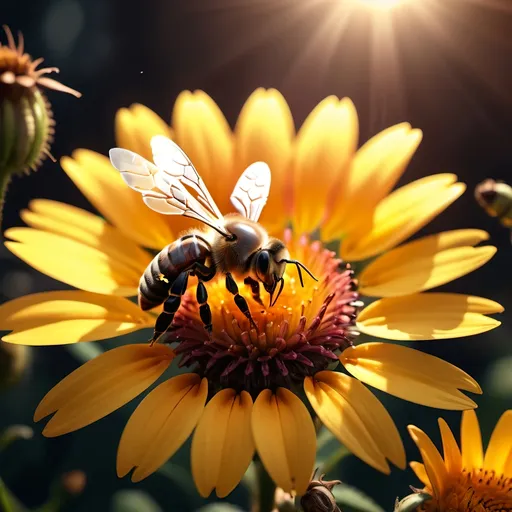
[{"left": 138, "top": 234, "right": 211, "bottom": 311}]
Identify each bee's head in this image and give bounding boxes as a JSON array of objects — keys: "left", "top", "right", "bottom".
[
  {"left": 252, "top": 239, "right": 317, "bottom": 307},
  {"left": 250, "top": 240, "right": 288, "bottom": 307}
]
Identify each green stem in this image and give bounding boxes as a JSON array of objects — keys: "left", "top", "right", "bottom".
[
  {"left": 255, "top": 460, "right": 276, "bottom": 512},
  {"left": 0, "top": 168, "right": 11, "bottom": 228}
]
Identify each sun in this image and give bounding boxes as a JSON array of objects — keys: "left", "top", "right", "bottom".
[{"left": 351, "top": 0, "right": 411, "bottom": 10}]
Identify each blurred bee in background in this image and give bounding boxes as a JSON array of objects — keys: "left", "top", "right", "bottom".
[
  {"left": 475, "top": 179, "right": 512, "bottom": 241},
  {"left": 110, "top": 136, "right": 317, "bottom": 343}
]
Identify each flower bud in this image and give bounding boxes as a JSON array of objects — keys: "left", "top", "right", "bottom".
[
  {"left": 394, "top": 491, "right": 432, "bottom": 512},
  {"left": 0, "top": 26, "right": 80, "bottom": 216}
]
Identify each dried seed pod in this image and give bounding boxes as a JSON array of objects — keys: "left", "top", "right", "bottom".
[{"left": 300, "top": 473, "right": 342, "bottom": 512}]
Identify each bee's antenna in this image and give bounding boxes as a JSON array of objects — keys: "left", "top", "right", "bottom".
[
  {"left": 270, "top": 277, "right": 285, "bottom": 307},
  {"left": 279, "top": 259, "right": 318, "bottom": 287}
]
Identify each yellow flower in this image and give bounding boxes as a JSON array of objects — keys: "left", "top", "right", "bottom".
[
  {"left": 0, "top": 89, "right": 503, "bottom": 498},
  {"left": 408, "top": 410, "right": 512, "bottom": 511}
]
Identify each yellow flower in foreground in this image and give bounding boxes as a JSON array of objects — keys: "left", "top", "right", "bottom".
[
  {"left": 409, "top": 410, "right": 512, "bottom": 511},
  {"left": 0, "top": 89, "right": 503, "bottom": 498}
]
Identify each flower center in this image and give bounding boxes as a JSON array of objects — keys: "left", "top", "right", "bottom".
[
  {"left": 171, "top": 235, "right": 361, "bottom": 395},
  {"left": 0, "top": 50, "right": 29, "bottom": 72},
  {"left": 423, "top": 468, "right": 512, "bottom": 512}
]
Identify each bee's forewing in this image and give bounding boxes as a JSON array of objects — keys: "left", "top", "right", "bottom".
[
  {"left": 150, "top": 135, "right": 223, "bottom": 220},
  {"left": 109, "top": 142, "right": 231, "bottom": 237}
]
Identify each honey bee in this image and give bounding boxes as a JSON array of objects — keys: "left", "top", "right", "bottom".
[
  {"left": 109, "top": 135, "right": 317, "bottom": 342},
  {"left": 475, "top": 179, "right": 512, "bottom": 228}
]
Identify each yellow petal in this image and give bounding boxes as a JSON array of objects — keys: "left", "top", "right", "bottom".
[
  {"left": 21, "top": 199, "right": 152, "bottom": 274},
  {"left": 292, "top": 96, "right": 358, "bottom": 235},
  {"left": 234, "top": 88, "right": 294, "bottom": 234},
  {"left": 35, "top": 344, "right": 174, "bottom": 436},
  {"left": 5, "top": 228, "right": 140, "bottom": 296},
  {"left": 461, "top": 410, "right": 483, "bottom": 471},
  {"left": 172, "top": 90, "right": 234, "bottom": 216},
  {"left": 305, "top": 375, "right": 388, "bottom": 474},
  {"left": 340, "top": 343, "right": 481, "bottom": 410},
  {"left": 503, "top": 450, "right": 512, "bottom": 478},
  {"left": 322, "top": 124, "right": 422, "bottom": 242},
  {"left": 409, "top": 461, "right": 431, "bottom": 487},
  {"left": 252, "top": 388, "right": 316, "bottom": 495},
  {"left": 359, "top": 230, "right": 495, "bottom": 297},
  {"left": 483, "top": 410, "right": 512, "bottom": 473},
  {"left": 0, "top": 291, "right": 154, "bottom": 345},
  {"left": 408, "top": 425, "right": 447, "bottom": 498},
  {"left": 438, "top": 418, "right": 462, "bottom": 474},
  {"left": 117, "top": 373, "right": 207, "bottom": 482},
  {"left": 341, "top": 174, "right": 466, "bottom": 261},
  {"left": 191, "top": 389, "right": 254, "bottom": 498},
  {"left": 115, "top": 103, "right": 172, "bottom": 161},
  {"left": 305, "top": 371, "right": 405, "bottom": 473},
  {"left": 61, "top": 150, "right": 173, "bottom": 249},
  {"left": 357, "top": 293, "right": 503, "bottom": 340}
]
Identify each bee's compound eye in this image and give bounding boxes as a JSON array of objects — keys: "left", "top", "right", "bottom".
[{"left": 256, "top": 250, "right": 270, "bottom": 276}]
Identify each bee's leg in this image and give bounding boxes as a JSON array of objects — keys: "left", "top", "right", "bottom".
[
  {"left": 196, "top": 281, "right": 213, "bottom": 337},
  {"left": 191, "top": 262, "right": 216, "bottom": 282},
  {"left": 225, "top": 272, "right": 258, "bottom": 331},
  {"left": 151, "top": 270, "right": 189, "bottom": 344},
  {"left": 244, "top": 276, "right": 263, "bottom": 306}
]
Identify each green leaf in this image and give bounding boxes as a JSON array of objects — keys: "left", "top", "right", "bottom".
[
  {"left": 111, "top": 490, "right": 163, "bottom": 512},
  {"left": 0, "top": 479, "right": 15, "bottom": 512},
  {"left": 0, "top": 478, "right": 28, "bottom": 512},
  {"left": 316, "top": 426, "right": 336, "bottom": 453},
  {"left": 484, "top": 355, "right": 512, "bottom": 399},
  {"left": 316, "top": 429, "right": 351, "bottom": 474},
  {"left": 66, "top": 342, "right": 104, "bottom": 363},
  {"left": 332, "top": 483, "right": 385, "bottom": 512},
  {"left": 196, "top": 505, "right": 245, "bottom": 512},
  {"left": 241, "top": 461, "right": 257, "bottom": 493},
  {"left": 156, "top": 462, "right": 198, "bottom": 499}
]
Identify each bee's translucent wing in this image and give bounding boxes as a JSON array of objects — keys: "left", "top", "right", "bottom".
[
  {"left": 109, "top": 147, "right": 230, "bottom": 237},
  {"left": 150, "top": 135, "right": 223, "bottom": 220},
  {"left": 230, "top": 162, "right": 271, "bottom": 222}
]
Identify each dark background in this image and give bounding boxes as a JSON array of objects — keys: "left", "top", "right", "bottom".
[{"left": 1, "top": 0, "right": 511, "bottom": 510}]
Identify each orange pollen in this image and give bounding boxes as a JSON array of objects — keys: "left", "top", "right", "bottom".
[
  {"left": 422, "top": 468, "right": 512, "bottom": 512},
  {"left": 170, "top": 235, "right": 361, "bottom": 395}
]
